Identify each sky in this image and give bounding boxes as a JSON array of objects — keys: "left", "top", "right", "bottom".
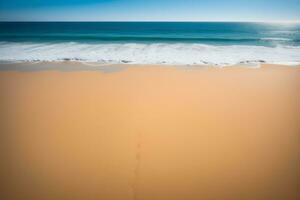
[{"left": 0, "top": 0, "right": 300, "bottom": 22}]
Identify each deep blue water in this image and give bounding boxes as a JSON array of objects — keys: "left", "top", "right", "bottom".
[{"left": 1, "top": 22, "right": 300, "bottom": 46}]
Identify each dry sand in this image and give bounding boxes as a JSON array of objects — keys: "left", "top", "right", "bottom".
[{"left": 1, "top": 63, "right": 300, "bottom": 200}]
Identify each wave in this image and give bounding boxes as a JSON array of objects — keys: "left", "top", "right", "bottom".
[
  {"left": 1, "top": 34, "right": 299, "bottom": 44},
  {"left": 0, "top": 42, "right": 299, "bottom": 66},
  {"left": 260, "top": 37, "right": 293, "bottom": 41}
]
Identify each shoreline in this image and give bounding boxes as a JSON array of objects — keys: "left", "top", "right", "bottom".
[{"left": 0, "top": 61, "right": 300, "bottom": 72}]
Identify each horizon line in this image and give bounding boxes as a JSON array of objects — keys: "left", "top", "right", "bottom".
[{"left": 1, "top": 20, "right": 300, "bottom": 23}]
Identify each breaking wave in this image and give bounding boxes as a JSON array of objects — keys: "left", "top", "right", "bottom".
[{"left": 0, "top": 42, "right": 299, "bottom": 66}]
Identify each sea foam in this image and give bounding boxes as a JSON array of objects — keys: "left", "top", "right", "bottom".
[{"left": 0, "top": 42, "right": 299, "bottom": 66}]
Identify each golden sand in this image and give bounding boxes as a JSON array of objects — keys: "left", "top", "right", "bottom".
[{"left": 1, "top": 64, "right": 300, "bottom": 200}]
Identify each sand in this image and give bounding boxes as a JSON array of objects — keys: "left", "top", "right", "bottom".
[{"left": 1, "top": 63, "right": 300, "bottom": 200}]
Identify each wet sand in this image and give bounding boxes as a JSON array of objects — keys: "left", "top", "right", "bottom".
[{"left": 1, "top": 63, "right": 300, "bottom": 200}]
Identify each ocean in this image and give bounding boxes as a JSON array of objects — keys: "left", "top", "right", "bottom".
[{"left": 0, "top": 22, "right": 300, "bottom": 66}]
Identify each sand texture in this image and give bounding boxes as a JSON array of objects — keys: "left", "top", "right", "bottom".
[{"left": 1, "top": 64, "right": 300, "bottom": 200}]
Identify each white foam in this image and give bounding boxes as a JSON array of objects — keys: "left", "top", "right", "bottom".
[{"left": 0, "top": 42, "right": 299, "bottom": 66}]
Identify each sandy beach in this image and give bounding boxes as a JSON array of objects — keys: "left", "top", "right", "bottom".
[{"left": 1, "top": 63, "right": 300, "bottom": 200}]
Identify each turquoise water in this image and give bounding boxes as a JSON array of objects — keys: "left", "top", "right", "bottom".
[
  {"left": 1, "top": 22, "right": 300, "bottom": 46},
  {"left": 0, "top": 22, "right": 300, "bottom": 65}
]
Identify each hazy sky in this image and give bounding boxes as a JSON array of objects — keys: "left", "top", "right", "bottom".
[{"left": 0, "top": 0, "right": 300, "bottom": 21}]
